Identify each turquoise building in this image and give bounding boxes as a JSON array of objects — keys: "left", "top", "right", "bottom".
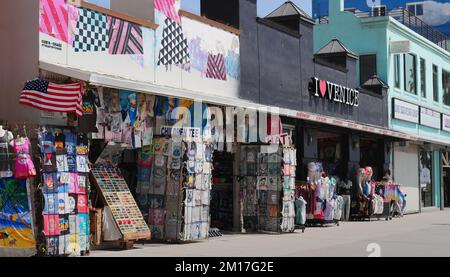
[{"left": 315, "top": 0, "right": 450, "bottom": 213}]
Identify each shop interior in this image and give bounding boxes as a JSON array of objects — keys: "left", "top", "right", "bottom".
[
  {"left": 359, "top": 137, "right": 385, "bottom": 181},
  {"left": 444, "top": 166, "right": 450, "bottom": 208},
  {"left": 210, "top": 151, "right": 234, "bottom": 231},
  {"left": 316, "top": 131, "right": 347, "bottom": 180}
]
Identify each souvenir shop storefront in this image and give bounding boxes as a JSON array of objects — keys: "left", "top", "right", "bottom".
[{"left": 280, "top": 76, "right": 414, "bottom": 225}]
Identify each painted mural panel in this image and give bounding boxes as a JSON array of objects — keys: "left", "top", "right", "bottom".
[
  {"left": 154, "top": 0, "right": 184, "bottom": 89},
  {"left": 313, "top": 0, "right": 450, "bottom": 37},
  {"left": 181, "top": 16, "right": 240, "bottom": 99},
  {"left": 67, "top": 6, "right": 155, "bottom": 82},
  {"left": 39, "top": 0, "right": 240, "bottom": 101}
]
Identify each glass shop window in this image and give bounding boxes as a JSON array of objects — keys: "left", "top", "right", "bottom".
[
  {"left": 394, "top": 55, "right": 401, "bottom": 89},
  {"left": 419, "top": 150, "right": 434, "bottom": 208},
  {"left": 360, "top": 54, "right": 377, "bottom": 86},
  {"left": 404, "top": 53, "right": 417, "bottom": 95},
  {"left": 433, "top": 64, "right": 439, "bottom": 102},
  {"left": 420, "top": 58, "right": 426, "bottom": 98},
  {"left": 443, "top": 69, "right": 450, "bottom": 106}
]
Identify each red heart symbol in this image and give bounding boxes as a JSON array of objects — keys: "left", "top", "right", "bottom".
[{"left": 319, "top": 80, "right": 327, "bottom": 97}]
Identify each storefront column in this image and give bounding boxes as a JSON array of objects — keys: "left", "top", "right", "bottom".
[
  {"left": 232, "top": 144, "right": 242, "bottom": 232},
  {"left": 302, "top": 127, "right": 318, "bottom": 174},
  {"left": 347, "top": 134, "right": 360, "bottom": 183},
  {"left": 434, "top": 150, "right": 441, "bottom": 209},
  {"left": 440, "top": 151, "right": 445, "bottom": 211}
]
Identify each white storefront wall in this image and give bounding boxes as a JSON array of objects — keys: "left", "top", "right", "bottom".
[{"left": 393, "top": 143, "right": 420, "bottom": 213}]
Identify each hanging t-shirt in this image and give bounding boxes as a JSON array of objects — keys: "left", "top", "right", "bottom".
[
  {"left": 76, "top": 134, "right": 89, "bottom": 155},
  {"left": 65, "top": 133, "right": 77, "bottom": 156},
  {"left": 43, "top": 153, "right": 57, "bottom": 173},
  {"left": 40, "top": 132, "right": 55, "bottom": 154},
  {"left": 78, "top": 90, "right": 99, "bottom": 133},
  {"left": 55, "top": 133, "right": 66, "bottom": 154}
]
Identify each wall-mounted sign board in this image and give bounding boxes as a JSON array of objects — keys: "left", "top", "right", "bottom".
[{"left": 392, "top": 98, "right": 419, "bottom": 124}]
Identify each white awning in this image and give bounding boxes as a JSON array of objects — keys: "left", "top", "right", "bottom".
[{"left": 39, "top": 61, "right": 418, "bottom": 142}]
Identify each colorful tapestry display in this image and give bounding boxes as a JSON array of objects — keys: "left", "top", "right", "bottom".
[
  {"left": 0, "top": 178, "right": 36, "bottom": 257},
  {"left": 39, "top": 130, "right": 90, "bottom": 256}
]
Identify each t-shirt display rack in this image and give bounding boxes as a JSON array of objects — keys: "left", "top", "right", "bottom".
[
  {"left": 135, "top": 135, "right": 214, "bottom": 242},
  {"left": 239, "top": 143, "right": 298, "bottom": 234},
  {"left": 37, "top": 125, "right": 91, "bottom": 257}
]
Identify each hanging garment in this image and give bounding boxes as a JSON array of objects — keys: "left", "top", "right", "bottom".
[
  {"left": 334, "top": 196, "right": 344, "bottom": 221},
  {"left": 78, "top": 90, "right": 99, "bottom": 133},
  {"left": 324, "top": 199, "right": 335, "bottom": 221},
  {"left": 206, "top": 53, "right": 227, "bottom": 81},
  {"left": 341, "top": 195, "right": 351, "bottom": 221},
  {"left": 294, "top": 197, "right": 307, "bottom": 225},
  {"left": 373, "top": 194, "right": 384, "bottom": 215}
]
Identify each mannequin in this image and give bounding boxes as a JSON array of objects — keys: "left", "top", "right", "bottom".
[
  {"left": 0, "top": 125, "right": 14, "bottom": 144},
  {"left": 0, "top": 125, "right": 14, "bottom": 178}
]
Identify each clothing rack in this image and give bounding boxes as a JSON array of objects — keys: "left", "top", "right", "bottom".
[{"left": 295, "top": 180, "right": 341, "bottom": 227}]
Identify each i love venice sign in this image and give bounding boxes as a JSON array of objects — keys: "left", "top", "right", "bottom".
[{"left": 310, "top": 77, "right": 360, "bottom": 107}]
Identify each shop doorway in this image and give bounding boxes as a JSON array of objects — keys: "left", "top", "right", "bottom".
[
  {"left": 360, "top": 138, "right": 384, "bottom": 181},
  {"left": 316, "top": 131, "right": 346, "bottom": 179},
  {"left": 442, "top": 152, "right": 450, "bottom": 208},
  {"left": 210, "top": 151, "right": 234, "bottom": 231},
  {"left": 444, "top": 168, "right": 450, "bottom": 208}
]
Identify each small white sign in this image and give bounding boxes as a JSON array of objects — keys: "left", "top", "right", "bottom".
[
  {"left": 393, "top": 99, "right": 419, "bottom": 124},
  {"left": 160, "top": 126, "right": 200, "bottom": 139},
  {"left": 420, "top": 107, "right": 441, "bottom": 129},
  {"left": 390, "top": 41, "right": 411, "bottom": 54},
  {"left": 442, "top": 114, "right": 450, "bottom": 132}
]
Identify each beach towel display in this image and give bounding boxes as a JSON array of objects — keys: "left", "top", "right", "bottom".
[
  {"left": 0, "top": 178, "right": 36, "bottom": 257},
  {"left": 38, "top": 129, "right": 91, "bottom": 256}
]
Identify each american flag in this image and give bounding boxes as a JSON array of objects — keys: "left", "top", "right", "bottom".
[{"left": 19, "top": 79, "right": 83, "bottom": 117}]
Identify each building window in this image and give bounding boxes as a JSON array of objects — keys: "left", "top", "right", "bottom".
[
  {"left": 420, "top": 150, "right": 434, "bottom": 208},
  {"left": 420, "top": 58, "right": 426, "bottom": 98},
  {"left": 394, "top": 55, "right": 401, "bottom": 89},
  {"left": 404, "top": 53, "right": 417, "bottom": 94},
  {"left": 360, "top": 54, "right": 377, "bottom": 85},
  {"left": 433, "top": 64, "right": 439, "bottom": 102},
  {"left": 372, "top": 5, "right": 387, "bottom": 17},
  {"left": 407, "top": 3, "right": 424, "bottom": 16},
  {"left": 443, "top": 69, "right": 450, "bottom": 106}
]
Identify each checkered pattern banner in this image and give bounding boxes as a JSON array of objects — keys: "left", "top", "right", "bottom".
[{"left": 73, "top": 8, "right": 108, "bottom": 52}]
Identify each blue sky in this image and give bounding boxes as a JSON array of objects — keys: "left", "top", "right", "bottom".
[{"left": 181, "top": 0, "right": 312, "bottom": 17}]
